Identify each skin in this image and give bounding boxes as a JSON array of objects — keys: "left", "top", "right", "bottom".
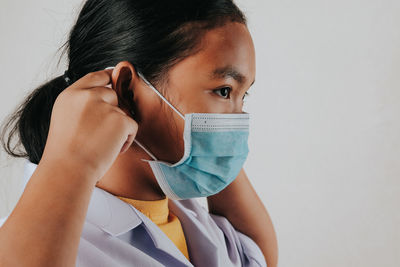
[
  {"left": 0, "top": 69, "right": 138, "bottom": 266},
  {"left": 0, "top": 22, "right": 278, "bottom": 266},
  {"left": 97, "top": 21, "right": 256, "bottom": 200},
  {"left": 97, "top": 22, "right": 278, "bottom": 266}
]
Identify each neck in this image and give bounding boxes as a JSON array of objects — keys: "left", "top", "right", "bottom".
[{"left": 95, "top": 142, "right": 165, "bottom": 201}]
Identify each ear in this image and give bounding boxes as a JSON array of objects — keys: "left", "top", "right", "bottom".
[{"left": 111, "top": 61, "right": 139, "bottom": 117}]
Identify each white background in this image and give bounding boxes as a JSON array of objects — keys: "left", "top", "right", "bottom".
[{"left": 0, "top": 1, "right": 399, "bottom": 266}]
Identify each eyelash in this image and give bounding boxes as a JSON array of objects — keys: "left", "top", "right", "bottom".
[
  {"left": 213, "top": 87, "right": 250, "bottom": 100},
  {"left": 213, "top": 87, "right": 232, "bottom": 99}
]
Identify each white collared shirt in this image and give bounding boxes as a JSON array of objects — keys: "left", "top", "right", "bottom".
[{"left": 1, "top": 159, "right": 266, "bottom": 266}]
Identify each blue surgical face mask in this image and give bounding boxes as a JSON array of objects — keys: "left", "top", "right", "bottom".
[{"left": 132, "top": 71, "right": 250, "bottom": 200}]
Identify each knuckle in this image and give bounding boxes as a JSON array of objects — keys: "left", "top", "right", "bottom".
[
  {"left": 56, "top": 89, "right": 75, "bottom": 105},
  {"left": 93, "top": 87, "right": 118, "bottom": 104},
  {"left": 80, "top": 89, "right": 94, "bottom": 102},
  {"left": 124, "top": 116, "right": 138, "bottom": 130},
  {"left": 85, "top": 71, "right": 99, "bottom": 80},
  {"left": 106, "top": 88, "right": 118, "bottom": 102},
  {"left": 55, "top": 90, "right": 66, "bottom": 103},
  {"left": 107, "top": 109, "right": 124, "bottom": 122}
]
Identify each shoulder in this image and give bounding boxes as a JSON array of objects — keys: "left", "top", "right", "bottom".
[{"left": 172, "top": 198, "right": 267, "bottom": 267}]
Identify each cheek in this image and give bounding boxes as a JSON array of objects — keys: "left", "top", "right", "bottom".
[
  {"left": 162, "top": 103, "right": 186, "bottom": 158},
  {"left": 177, "top": 90, "right": 231, "bottom": 114},
  {"left": 135, "top": 84, "right": 187, "bottom": 161},
  {"left": 134, "top": 86, "right": 162, "bottom": 122},
  {"left": 143, "top": 100, "right": 186, "bottom": 162}
]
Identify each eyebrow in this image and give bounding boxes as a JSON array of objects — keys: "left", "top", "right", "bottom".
[{"left": 210, "top": 65, "right": 255, "bottom": 86}]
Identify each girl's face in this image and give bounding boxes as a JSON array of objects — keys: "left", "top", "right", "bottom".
[{"left": 123, "top": 22, "right": 255, "bottom": 163}]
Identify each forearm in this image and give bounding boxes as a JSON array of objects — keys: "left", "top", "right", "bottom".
[
  {"left": 0, "top": 159, "right": 96, "bottom": 267},
  {"left": 207, "top": 168, "right": 278, "bottom": 267}
]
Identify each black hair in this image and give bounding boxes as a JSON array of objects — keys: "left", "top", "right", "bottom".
[{"left": 0, "top": 0, "right": 247, "bottom": 165}]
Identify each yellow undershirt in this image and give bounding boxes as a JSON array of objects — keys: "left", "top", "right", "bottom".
[{"left": 116, "top": 195, "right": 190, "bottom": 261}]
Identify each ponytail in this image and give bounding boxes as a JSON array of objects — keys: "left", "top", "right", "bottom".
[
  {"left": 0, "top": 0, "right": 247, "bottom": 165},
  {"left": 0, "top": 75, "right": 68, "bottom": 164}
]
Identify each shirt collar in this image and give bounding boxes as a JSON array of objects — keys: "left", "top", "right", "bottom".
[
  {"left": 22, "top": 159, "right": 192, "bottom": 265},
  {"left": 87, "top": 189, "right": 192, "bottom": 265},
  {"left": 116, "top": 195, "right": 169, "bottom": 224},
  {"left": 86, "top": 186, "right": 143, "bottom": 236}
]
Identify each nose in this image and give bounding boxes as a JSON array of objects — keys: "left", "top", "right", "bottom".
[{"left": 232, "top": 99, "right": 245, "bottom": 114}]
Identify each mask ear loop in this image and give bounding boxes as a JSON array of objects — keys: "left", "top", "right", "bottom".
[
  {"left": 104, "top": 66, "right": 182, "bottom": 161},
  {"left": 134, "top": 72, "right": 186, "bottom": 161},
  {"left": 105, "top": 66, "right": 184, "bottom": 120},
  {"left": 133, "top": 139, "right": 157, "bottom": 161},
  {"left": 136, "top": 71, "right": 185, "bottom": 120},
  {"left": 104, "top": 66, "right": 158, "bottom": 161}
]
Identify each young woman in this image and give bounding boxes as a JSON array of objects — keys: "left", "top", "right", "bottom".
[{"left": 0, "top": 0, "right": 278, "bottom": 266}]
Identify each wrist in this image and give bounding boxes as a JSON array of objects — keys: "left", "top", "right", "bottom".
[{"left": 38, "top": 156, "right": 99, "bottom": 187}]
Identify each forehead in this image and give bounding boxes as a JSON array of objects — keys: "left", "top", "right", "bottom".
[{"left": 169, "top": 22, "right": 256, "bottom": 87}]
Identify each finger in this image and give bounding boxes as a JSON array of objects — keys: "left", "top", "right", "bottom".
[
  {"left": 90, "top": 86, "right": 119, "bottom": 107},
  {"left": 111, "top": 106, "right": 129, "bottom": 116},
  {"left": 120, "top": 133, "right": 136, "bottom": 154},
  {"left": 67, "top": 69, "right": 113, "bottom": 91},
  {"left": 120, "top": 117, "right": 138, "bottom": 153}
]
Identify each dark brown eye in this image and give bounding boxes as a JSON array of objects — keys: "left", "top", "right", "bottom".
[{"left": 213, "top": 87, "right": 231, "bottom": 99}]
